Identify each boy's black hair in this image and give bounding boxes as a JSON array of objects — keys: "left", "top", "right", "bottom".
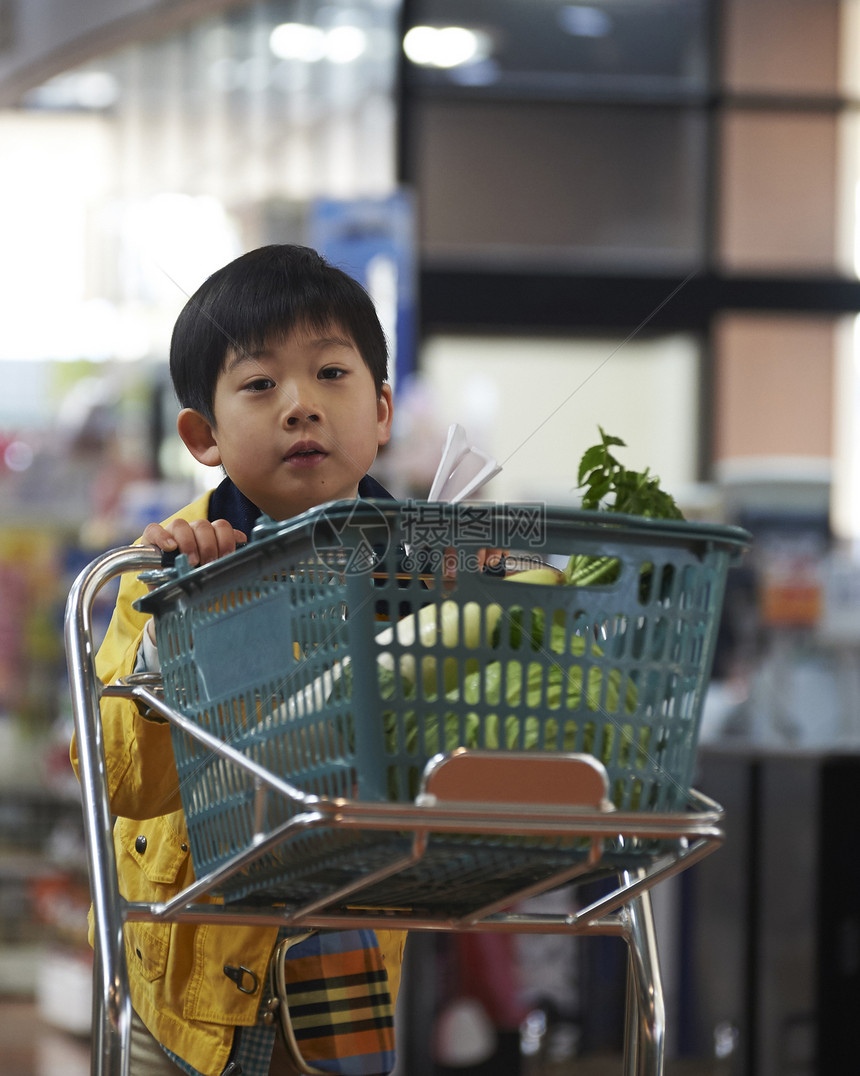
[{"left": 170, "top": 244, "right": 389, "bottom": 423}]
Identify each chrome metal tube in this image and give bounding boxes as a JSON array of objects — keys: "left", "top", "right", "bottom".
[
  {"left": 621, "top": 880, "right": 666, "bottom": 1076},
  {"left": 64, "top": 546, "right": 160, "bottom": 1076}
]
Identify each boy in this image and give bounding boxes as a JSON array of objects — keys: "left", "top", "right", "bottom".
[{"left": 72, "top": 245, "right": 405, "bottom": 1076}]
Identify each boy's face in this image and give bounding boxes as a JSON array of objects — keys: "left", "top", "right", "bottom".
[{"left": 180, "top": 323, "right": 393, "bottom": 520}]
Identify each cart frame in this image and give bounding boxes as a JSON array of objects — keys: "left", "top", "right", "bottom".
[{"left": 66, "top": 544, "right": 725, "bottom": 1076}]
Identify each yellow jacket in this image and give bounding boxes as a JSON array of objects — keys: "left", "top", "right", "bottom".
[{"left": 70, "top": 490, "right": 406, "bottom": 1076}]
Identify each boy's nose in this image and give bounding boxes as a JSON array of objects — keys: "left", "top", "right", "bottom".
[
  {"left": 281, "top": 385, "right": 321, "bottom": 426},
  {"left": 286, "top": 411, "right": 319, "bottom": 426}
]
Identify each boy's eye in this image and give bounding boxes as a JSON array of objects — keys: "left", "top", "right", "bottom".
[
  {"left": 319, "top": 366, "right": 346, "bottom": 380},
  {"left": 245, "top": 377, "right": 275, "bottom": 392}
]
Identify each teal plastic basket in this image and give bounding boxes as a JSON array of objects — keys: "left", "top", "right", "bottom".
[{"left": 136, "top": 500, "right": 748, "bottom": 908}]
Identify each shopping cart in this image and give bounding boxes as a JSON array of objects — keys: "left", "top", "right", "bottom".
[{"left": 65, "top": 500, "right": 749, "bottom": 1076}]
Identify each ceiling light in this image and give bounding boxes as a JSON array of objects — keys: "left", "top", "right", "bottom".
[
  {"left": 402, "top": 26, "right": 438, "bottom": 66},
  {"left": 271, "top": 22, "right": 368, "bottom": 64},
  {"left": 403, "top": 25, "right": 488, "bottom": 69},
  {"left": 326, "top": 25, "right": 367, "bottom": 64},
  {"left": 269, "top": 22, "right": 327, "bottom": 62},
  {"left": 23, "top": 70, "right": 119, "bottom": 111}
]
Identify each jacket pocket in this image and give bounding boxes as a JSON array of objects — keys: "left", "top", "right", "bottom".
[
  {"left": 116, "top": 814, "right": 192, "bottom": 983},
  {"left": 116, "top": 814, "right": 191, "bottom": 889},
  {"left": 184, "top": 924, "right": 277, "bottom": 1023},
  {"left": 125, "top": 920, "right": 171, "bottom": 983}
]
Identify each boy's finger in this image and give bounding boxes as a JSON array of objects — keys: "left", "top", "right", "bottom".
[
  {"left": 188, "top": 519, "right": 224, "bottom": 565},
  {"left": 477, "top": 547, "right": 507, "bottom": 570},
  {"left": 211, "top": 518, "right": 246, "bottom": 557},
  {"left": 162, "top": 518, "right": 199, "bottom": 560},
  {"left": 155, "top": 518, "right": 211, "bottom": 565},
  {"left": 141, "top": 519, "right": 247, "bottom": 565},
  {"left": 142, "top": 522, "right": 178, "bottom": 551}
]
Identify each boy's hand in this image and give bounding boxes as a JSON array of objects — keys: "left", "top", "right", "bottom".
[
  {"left": 442, "top": 547, "right": 507, "bottom": 578},
  {"left": 477, "top": 548, "right": 506, "bottom": 573},
  {"left": 142, "top": 518, "right": 247, "bottom": 567},
  {"left": 142, "top": 519, "right": 246, "bottom": 645}
]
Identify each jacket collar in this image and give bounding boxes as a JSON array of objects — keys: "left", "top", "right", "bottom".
[{"left": 207, "top": 474, "right": 394, "bottom": 534}]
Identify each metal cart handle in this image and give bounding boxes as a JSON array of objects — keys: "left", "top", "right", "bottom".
[{"left": 65, "top": 545, "right": 162, "bottom": 1076}]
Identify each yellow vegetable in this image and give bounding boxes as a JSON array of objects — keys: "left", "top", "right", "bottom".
[
  {"left": 505, "top": 566, "right": 565, "bottom": 586},
  {"left": 375, "top": 566, "right": 564, "bottom": 698},
  {"left": 376, "top": 599, "right": 503, "bottom": 696}
]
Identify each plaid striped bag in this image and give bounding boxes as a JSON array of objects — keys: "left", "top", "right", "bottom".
[{"left": 269, "top": 930, "right": 397, "bottom": 1076}]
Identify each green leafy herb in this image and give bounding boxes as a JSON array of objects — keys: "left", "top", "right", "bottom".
[
  {"left": 577, "top": 426, "right": 684, "bottom": 521},
  {"left": 564, "top": 428, "right": 685, "bottom": 589}
]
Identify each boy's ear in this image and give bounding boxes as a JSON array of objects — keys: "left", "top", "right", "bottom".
[
  {"left": 376, "top": 384, "right": 394, "bottom": 447},
  {"left": 177, "top": 408, "right": 222, "bottom": 467}
]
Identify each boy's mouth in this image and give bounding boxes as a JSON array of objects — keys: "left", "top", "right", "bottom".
[{"left": 284, "top": 440, "right": 327, "bottom": 466}]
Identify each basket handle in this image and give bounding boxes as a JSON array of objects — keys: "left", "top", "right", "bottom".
[
  {"left": 138, "top": 541, "right": 248, "bottom": 588},
  {"left": 420, "top": 748, "right": 612, "bottom": 810}
]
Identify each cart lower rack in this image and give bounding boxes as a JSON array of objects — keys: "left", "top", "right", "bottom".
[{"left": 66, "top": 501, "right": 749, "bottom": 1076}]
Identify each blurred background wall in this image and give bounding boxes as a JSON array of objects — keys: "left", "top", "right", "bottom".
[{"left": 0, "top": 2, "right": 859, "bottom": 1074}]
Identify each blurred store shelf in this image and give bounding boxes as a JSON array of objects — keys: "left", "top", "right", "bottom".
[{"left": 0, "top": 998, "right": 89, "bottom": 1076}]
